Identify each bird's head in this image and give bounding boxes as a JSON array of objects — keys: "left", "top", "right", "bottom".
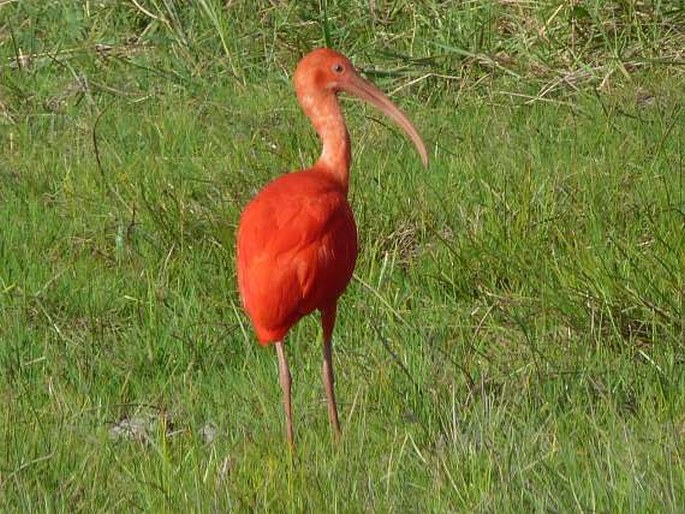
[{"left": 293, "top": 48, "right": 428, "bottom": 167}]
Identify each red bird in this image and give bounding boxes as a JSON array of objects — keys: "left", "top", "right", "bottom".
[{"left": 237, "top": 48, "right": 428, "bottom": 447}]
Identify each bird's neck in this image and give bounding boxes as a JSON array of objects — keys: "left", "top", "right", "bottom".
[{"left": 300, "top": 91, "right": 351, "bottom": 194}]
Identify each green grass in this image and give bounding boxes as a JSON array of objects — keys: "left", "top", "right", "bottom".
[{"left": 1, "top": 1, "right": 684, "bottom": 511}]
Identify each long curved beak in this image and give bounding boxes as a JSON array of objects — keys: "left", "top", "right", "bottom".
[{"left": 340, "top": 72, "right": 429, "bottom": 167}]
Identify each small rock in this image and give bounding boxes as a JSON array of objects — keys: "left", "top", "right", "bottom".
[{"left": 199, "top": 423, "right": 218, "bottom": 443}]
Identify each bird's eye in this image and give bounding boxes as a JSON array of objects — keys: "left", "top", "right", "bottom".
[{"left": 332, "top": 63, "right": 344, "bottom": 74}]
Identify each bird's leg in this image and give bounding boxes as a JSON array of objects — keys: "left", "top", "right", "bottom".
[
  {"left": 275, "top": 341, "right": 294, "bottom": 449},
  {"left": 321, "top": 306, "right": 341, "bottom": 442}
]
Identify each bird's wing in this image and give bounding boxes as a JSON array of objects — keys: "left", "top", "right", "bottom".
[
  {"left": 238, "top": 181, "right": 341, "bottom": 261},
  {"left": 236, "top": 174, "right": 357, "bottom": 341}
]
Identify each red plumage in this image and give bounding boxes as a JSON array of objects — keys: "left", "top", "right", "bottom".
[{"left": 237, "top": 168, "right": 357, "bottom": 344}]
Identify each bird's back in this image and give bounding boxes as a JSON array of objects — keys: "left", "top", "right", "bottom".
[{"left": 237, "top": 169, "right": 358, "bottom": 344}]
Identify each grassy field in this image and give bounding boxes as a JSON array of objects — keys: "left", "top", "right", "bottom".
[{"left": 1, "top": 1, "right": 684, "bottom": 511}]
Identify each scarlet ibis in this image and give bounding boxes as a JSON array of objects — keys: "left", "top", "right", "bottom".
[{"left": 236, "top": 48, "right": 428, "bottom": 447}]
